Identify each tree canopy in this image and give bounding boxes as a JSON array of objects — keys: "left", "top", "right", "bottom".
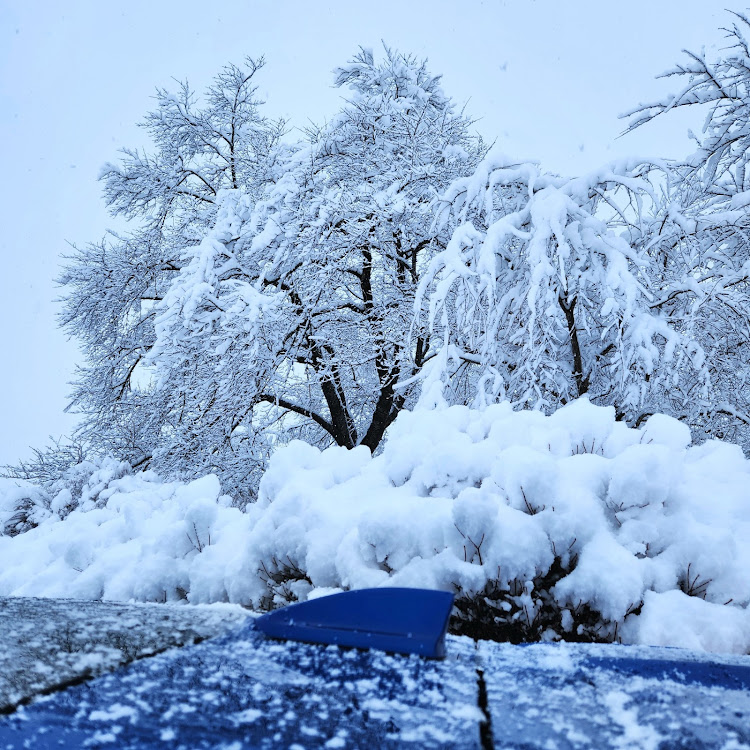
[
  {"left": 59, "top": 48, "right": 485, "bottom": 502},
  {"left": 622, "top": 11, "right": 750, "bottom": 446},
  {"left": 49, "top": 25, "right": 750, "bottom": 502}
]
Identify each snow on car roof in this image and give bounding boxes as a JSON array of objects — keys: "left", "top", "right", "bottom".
[{"left": 1, "top": 608, "right": 749, "bottom": 749}]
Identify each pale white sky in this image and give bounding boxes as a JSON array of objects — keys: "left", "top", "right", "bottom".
[{"left": 0, "top": 0, "right": 730, "bottom": 467}]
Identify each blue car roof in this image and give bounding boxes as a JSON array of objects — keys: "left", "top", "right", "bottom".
[{"left": 1, "top": 619, "right": 749, "bottom": 749}]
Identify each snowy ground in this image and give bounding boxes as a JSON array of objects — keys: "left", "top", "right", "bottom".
[{"left": 0, "top": 597, "right": 247, "bottom": 713}]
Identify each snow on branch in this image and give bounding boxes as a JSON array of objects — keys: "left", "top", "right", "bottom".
[{"left": 414, "top": 152, "right": 711, "bottom": 424}]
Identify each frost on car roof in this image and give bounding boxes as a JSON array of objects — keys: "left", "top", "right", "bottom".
[
  {"left": 1, "top": 604, "right": 749, "bottom": 748},
  {"left": 479, "top": 641, "right": 750, "bottom": 749},
  {"left": 0, "top": 627, "right": 483, "bottom": 749},
  {"left": 0, "top": 597, "right": 247, "bottom": 713}
]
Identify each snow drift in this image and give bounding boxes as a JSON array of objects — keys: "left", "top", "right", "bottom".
[{"left": 1, "top": 399, "right": 748, "bottom": 653}]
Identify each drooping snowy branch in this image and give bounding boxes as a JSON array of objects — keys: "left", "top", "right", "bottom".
[
  {"left": 623, "top": 15, "right": 750, "bottom": 448},
  {"left": 414, "top": 152, "right": 712, "bottom": 427}
]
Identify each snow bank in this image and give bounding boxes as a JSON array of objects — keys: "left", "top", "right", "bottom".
[{"left": 1, "top": 399, "right": 748, "bottom": 653}]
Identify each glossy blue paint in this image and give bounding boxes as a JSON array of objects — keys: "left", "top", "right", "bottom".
[{"left": 583, "top": 654, "right": 750, "bottom": 690}]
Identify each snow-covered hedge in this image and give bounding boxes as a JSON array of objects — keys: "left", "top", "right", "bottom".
[{"left": 1, "top": 400, "right": 748, "bottom": 654}]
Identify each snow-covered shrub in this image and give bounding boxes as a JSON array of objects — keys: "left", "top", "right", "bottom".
[
  {"left": 1, "top": 399, "right": 748, "bottom": 653},
  {"left": 46, "top": 457, "right": 133, "bottom": 520},
  {"left": 237, "top": 399, "right": 750, "bottom": 652},
  {"left": 0, "top": 480, "right": 52, "bottom": 537},
  {"left": 0, "top": 471, "right": 243, "bottom": 603},
  {"left": 0, "top": 456, "right": 133, "bottom": 535}
]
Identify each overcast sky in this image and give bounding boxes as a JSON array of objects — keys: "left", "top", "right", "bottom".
[{"left": 0, "top": 0, "right": 730, "bottom": 468}]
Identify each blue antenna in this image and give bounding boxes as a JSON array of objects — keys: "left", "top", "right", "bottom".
[{"left": 253, "top": 588, "right": 454, "bottom": 659}]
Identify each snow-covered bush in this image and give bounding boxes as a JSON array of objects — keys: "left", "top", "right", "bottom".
[
  {"left": 0, "top": 471, "right": 243, "bottom": 602},
  {"left": 0, "top": 480, "right": 52, "bottom": 537},
  {"left": 0, "top": 456, "right": 133, "bottom": 536},
  {"left": 45, "top": 457, "right": 133, "bottom": 520},
  {"left": 1, "top": 399, "right": 748, "bottom": 654},
  {"left": 237, "top": 398, "right": 750, "bottom": 652}
]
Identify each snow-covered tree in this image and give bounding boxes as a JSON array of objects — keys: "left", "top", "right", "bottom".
[
  {"left": 59, "top": 48, "right": 483, "bottom": 501},
  {"left": 147, "top": 49, "right": 483, "bottom": 499},
  {"left": 413, "top": 12, "right": 750, "bottom": 450},
  {"left": 57, "top": 19, "right": 750, "bottom": 507},
  {"left": 415, "top": 152, "right": 710, "bottom": 426},
  {"left": 622, "top": 11, "right": 750, "bottom": 449},
  {"left": 59, "top": 58, "right": 285, "bottom": 473}
]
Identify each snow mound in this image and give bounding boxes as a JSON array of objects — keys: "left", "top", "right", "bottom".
[
  {"left": 240, "top": 399, "right": 750, "bottom": 651},
  {"left": 1, "top": 399, "right": 748, "bottom": 653}
]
